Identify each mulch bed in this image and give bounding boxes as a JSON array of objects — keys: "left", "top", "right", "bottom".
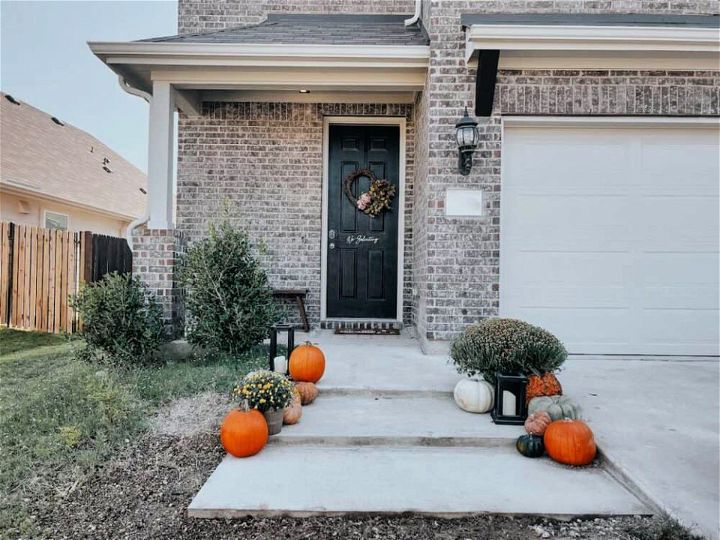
[{"left": 20, "top": 431, "right": 680, "bottom": 540}]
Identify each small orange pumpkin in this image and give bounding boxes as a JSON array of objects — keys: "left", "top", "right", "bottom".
[
  {"left": 220, "top": 409, "right": 268, "bottom": 458},
  {"left": 524, "top": 411, "right": 552, "bottom": 436},
  {"left": 295, "top": 382, "right": 319, "bottom": 405},
  {"left": 283, "top": 392, "right": 302, "bottom": 425},
  {"left": 544, "top": 419, "right": 597, "bottom": 466},
  {"left": 289, "top": 342, "right": 325, "bottom": 383},
  {"left": 526, "top": 372, "right": 562, "bottom": 403}
]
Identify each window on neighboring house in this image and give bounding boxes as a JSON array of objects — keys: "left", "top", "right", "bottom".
[{"left": 44, "top": 211, "right": 69, "bottom": 230}]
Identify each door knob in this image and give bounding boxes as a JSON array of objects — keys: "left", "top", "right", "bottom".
[{"left": 329, "top": 242, "right": 335, "bottom": 250}]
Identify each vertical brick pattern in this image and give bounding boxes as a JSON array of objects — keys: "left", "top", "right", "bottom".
[
  {"left": 178, "top": 0, "right": 416, "bottom": 34},
  {"left": 418, "top": 0, "right": 719, "bottom": 343},
  {"left": 176, "top": 102, "right": 415, "bottom": 327},
  {"left": 132, "top": 227, "right": 186, "bottom": 338}
]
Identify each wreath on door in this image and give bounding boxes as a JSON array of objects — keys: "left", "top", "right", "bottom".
[{"left": 342, "top": 168, "right": 397, "bottom": 218}]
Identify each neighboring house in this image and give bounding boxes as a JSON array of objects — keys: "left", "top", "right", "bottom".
[
  {"left": 90, "top": 0, "right": 719, "bottom": 354},
  {"left": 0, "top": 92, "right": 146, "bottom": 237}
]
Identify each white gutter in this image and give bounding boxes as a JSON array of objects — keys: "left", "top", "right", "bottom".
[
  {"left": 404, "top": 0, "right": 421, "bottom": 27},
  {"left": 118, "top": 75, "right": 151, "bottom": 247}
]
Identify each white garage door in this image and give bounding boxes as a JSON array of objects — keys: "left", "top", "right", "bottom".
[{"left": 500, "top": 121, "right": 719, "bottom": 356}]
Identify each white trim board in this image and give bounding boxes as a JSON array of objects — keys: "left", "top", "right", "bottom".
[
  {"left": 320, "top": 116, "right": 407, "bottom": 323},
  {"left": 466, "top": 24, "right": 720, "bottom": 70}
]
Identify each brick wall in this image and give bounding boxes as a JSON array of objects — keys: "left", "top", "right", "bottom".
[
  {"left": 132, "top": 227, "right": 187, "bottom": 338},
  {"left": 176, "top": 102, "right": 415, "bottom": 327},
  {"left": 417, "top": 0, "right": 719, "bottom": 343},
  {"left": 178, "top": 0, "right": 415, "bottom": 33},
  {"left": 175, "top": 0, "right": 719, "bottom": 344}
]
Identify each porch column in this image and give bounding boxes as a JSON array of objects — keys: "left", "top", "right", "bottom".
[{"left": 147, "top": 80, "right": 175, "bottom": 229}]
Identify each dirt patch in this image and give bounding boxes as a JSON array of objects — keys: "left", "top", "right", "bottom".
[
  {"left": 22, "top": 431, "right": 687, "bottom": 540},
  {"left": 149, "top": 392, "right": 232, "bottom": 437}
]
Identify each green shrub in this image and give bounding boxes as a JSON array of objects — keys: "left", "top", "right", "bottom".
[
  {"left": 71, "top": 273, "right": 165, "bottom": 366},
  {"left": 450, "top": 318, "right": 567, "bottom": 384},
  {"left": 179, "top": 219, "right": 278, "bottom": 356}
]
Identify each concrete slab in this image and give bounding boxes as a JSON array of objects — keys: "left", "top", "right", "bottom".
[
  {"left": 298, "top": 330, "right": 458, "bottom": 393},
  {"left": 188, "top": 445, "right": 649, "bottom": 518},
  {"left": 272, "top": 393, "right": 523, "bottom": 447},
  {"left": 560, "top": 358, "right": 720, "bottom": 540}
]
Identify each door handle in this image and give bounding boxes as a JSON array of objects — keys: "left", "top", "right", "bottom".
[{"left": 329, "top": 242, "right": 335, "bottom": 250}]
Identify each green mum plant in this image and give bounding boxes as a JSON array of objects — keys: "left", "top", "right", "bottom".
[
  {"left": 233, "top": 370, "right": 294, "bottom": 413},
  {"left": 450, "top": 318, "right": 567, "bottom": 384}
]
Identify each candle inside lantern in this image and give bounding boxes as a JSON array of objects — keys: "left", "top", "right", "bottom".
[
  {"left": 273, "top": 355, "right": 287, "bottom": 374},
  {"left": 502, "top": 390, "right": 517, "bottom": 416}
]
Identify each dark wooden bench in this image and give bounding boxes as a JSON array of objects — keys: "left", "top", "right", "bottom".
[{"left": 272, "top": 288, "right": 309, "bottom": 332}]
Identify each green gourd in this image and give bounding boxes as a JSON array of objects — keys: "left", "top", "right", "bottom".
[
  {"left": 516, "top": 434, "right": 545, "bottom": 458},
  {"left": 528, "top": 395, "right": 582, "bottom": 421}
]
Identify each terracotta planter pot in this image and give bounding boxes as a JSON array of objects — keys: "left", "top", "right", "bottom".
[{"left": 263, "top": 408, "right": 284, "bottom": 436}]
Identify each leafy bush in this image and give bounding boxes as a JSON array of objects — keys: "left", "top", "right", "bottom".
[
  {"left": 450, "top": 318, "right": 567, "bottom": 384},
  {"left": 179, "top": 219, "right": 278, "bottom": 355},
  {"left": 71, "top": 273, "right": 165, "bottom": 366}
]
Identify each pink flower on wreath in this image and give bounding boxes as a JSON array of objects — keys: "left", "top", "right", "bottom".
[{"left": 357, "top": 192, "right": 372, "bottom": 210}]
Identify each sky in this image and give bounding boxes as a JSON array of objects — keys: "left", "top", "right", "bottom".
[{"left": 1, "top": 0, "right": 178, "bottom": 172}]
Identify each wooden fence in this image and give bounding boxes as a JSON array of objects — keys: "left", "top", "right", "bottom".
[{"left": 0, "top": 222, "right": 132, "bottom": 334}]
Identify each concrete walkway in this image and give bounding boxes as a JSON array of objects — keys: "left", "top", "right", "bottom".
[
  {"left": 189, "top": 330, "right": 692, "bottom": 521},
  {"left": 561, "top": 357, "right": 719, "bottom": 539}
]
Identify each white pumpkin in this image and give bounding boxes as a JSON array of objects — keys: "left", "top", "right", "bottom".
[{"left": 453, "top": 378, "right": 494, "bottom": 413}]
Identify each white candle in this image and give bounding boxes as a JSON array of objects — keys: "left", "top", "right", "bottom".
[
  {"left": 502, "top": 390, "right": 517, "bottom": 416},
  {"left": 273, "top": 355, "right": 287, "bottom": 373}
]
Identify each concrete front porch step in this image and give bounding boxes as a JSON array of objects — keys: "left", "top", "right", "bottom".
[
  {"left": 271, "top": 393, "right": 524, "bottom": 447},
  {"left": 188, "top": 445, "right": 650, "bottom": 518}
]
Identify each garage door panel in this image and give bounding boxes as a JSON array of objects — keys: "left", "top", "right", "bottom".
[
  {"left": 501, "top": 124, "right": 720, "bottom": 356},
  {"left": 641, "top": 253, "right": 719, "bottom": 285},
  {"left": 504, "top": 197, "right": 634, "bottom": 251},
  {"left": 512, "top": 307, "right": 634, "bottom": 352},
  {"left": 639, "top": 310, "right": 720, "bottom": 347},
  {"left": 505, "top": 137, "right": 631, "bottom": 192},
  {"left": 504, "top": 252, "right": 629, "bottom": 286},
  {"left": 635, "top": 197, "right": 719, "bottom": 251},
  {"left": 504, "top": 286, "right": 629, "bottom": 309},
  {"left": 641, "top": 135, "right": 720, "bottom": 194},
  {"left": 641, "top": 286, "right": 720, "bottom": 310}
]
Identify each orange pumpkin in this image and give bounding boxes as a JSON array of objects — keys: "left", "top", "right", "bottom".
[
  {"left": 289, "top": 342, "right": 325, "bottom": 383},
  {"left": 524, "top": 411, "right": 552, "bottom": 436},
  {"left": 220, "top": 409, "right": 268, "bottom": 458},
  {"left": 544, "top": 419, "right": 597, "bottom": 466},
  {"left": 295, "top": 382, "right": 319, "bottom": 405},
  {"left": 283, "top": 393, "right": 303, "bottom": 425},
  {"left": 526, "top": 372, "right": 562, "bottom": 403}
]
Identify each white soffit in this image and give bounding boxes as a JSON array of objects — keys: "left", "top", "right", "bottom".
[
  {"left": 465, "top": 24, "right": 720, "bottom": 70},
  {"left": 88, "top": 42, "right": 430, "bottom": 94}
]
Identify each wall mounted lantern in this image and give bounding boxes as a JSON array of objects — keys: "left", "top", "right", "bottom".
[{"left": 455, "top": 107, "right": 480, "bottom": 176}]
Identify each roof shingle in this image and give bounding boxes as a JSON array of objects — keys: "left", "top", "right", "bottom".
[
  {"left": 0, "top": 93, "right": 146, "bottom": 219},
  {"left": 139, "top": 14, "right": 429, "bottom": 46}
]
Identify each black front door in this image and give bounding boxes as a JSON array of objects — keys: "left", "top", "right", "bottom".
[{"left": 326, "top": 124, "right": 400, "bottom": 319}]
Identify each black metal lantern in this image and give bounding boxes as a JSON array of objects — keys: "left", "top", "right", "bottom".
[
  {"left": 455, "top": 107, "right": 480, "bottom": 176},
  {"left": 491, "top": 373, "right": 528, "bottom": 425},
  {"left": 268, "top": 323, "right": 294, "bottom": 375}
]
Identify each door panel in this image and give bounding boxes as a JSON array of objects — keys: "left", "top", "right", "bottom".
[{"left": 327, "top": 124, "right": 400, "bottom": 319}]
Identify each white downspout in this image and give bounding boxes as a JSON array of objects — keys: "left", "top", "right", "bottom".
[
  {"left": 404, "top": 0, "right": 421, "bottom": 26},
  {"left": 118, "top": 76, "right": 152, "bottom": 247}
]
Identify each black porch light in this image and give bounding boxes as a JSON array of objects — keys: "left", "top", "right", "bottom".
[
  {"left": 491, "top": 373, "right": 528, "bottom": 425},
  {"left": 455, "top": 107, "right": 480, "bottom": 176}
]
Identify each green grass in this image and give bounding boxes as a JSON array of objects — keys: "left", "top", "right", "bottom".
[{"left": 0, "top": 327, "right": 267, "bottom": 537}]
